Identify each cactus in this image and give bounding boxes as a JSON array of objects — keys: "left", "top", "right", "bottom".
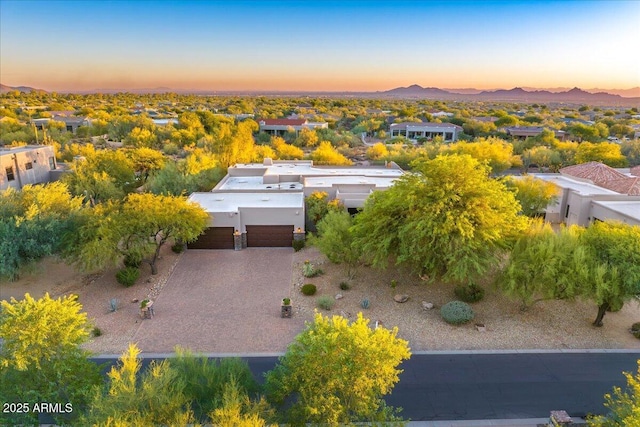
[
  {"left": 361, "top": 298, "right": 370, "bottom": 309},
  {"left": 109, "top": 298, "right": 119, "bottom": 312}
]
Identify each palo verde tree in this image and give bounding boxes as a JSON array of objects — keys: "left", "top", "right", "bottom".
[
  {"left": 265, "top": 312, "right": 410, "bottom": 426},
  {"left": 505, "top": 175, "right": 560, "bottom": 217},
  {"left": 311, "top": 210, "right": 362, "bottom": 280},
  {"left": 580, "top": 221, "right": 640, "bottom": 327},
  {"left": 0, "top": 182, "right": 83, "bottom": 280},
  {"left": 353, "top": 154, "right": 528, "bottom": 285},
  {"left": 588, "top": 360, "right": 640, "bottom": 427},
  {"left": 0, "top": 293, "right": 102, "bottom": 425}
]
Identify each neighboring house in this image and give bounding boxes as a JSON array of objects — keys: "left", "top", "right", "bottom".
[
  {"left": 187, "top": 158, "right": 404, "bottom": 249},
  {"left": 389, "top": 122, "right": 463, "bottom": 142},
  {"left": 533, "top": 162, "right": 640, "bottom": 227},
  {"left": 0, "top": 145, "right": 57, "bottom": 191},
  {"left": 429, "top": 110, "right": 454, "bottom": 118},
  {"left": 470, "top": 116, "right": 498, "bottom": 123},
  {"left": 504, "top": 126, "right": 567, "bottom": 141},
  {"left": 257, "top": 119, "right": 328, "bottom": 136},
  {"left": 32, "top": 115, "right": 91, "bottom": 133}
]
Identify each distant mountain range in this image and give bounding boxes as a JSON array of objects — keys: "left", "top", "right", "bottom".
[{"left": 2, "top": 82, "right": 639, "bottom": 106}]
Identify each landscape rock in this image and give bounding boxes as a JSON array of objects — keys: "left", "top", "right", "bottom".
[
  {"left": 335, "top": 293, "right": 343, "bottom": 300},
  {"left": 422, "top": 301, "right": 434, "bottom": 310},
  {"left": 394, "top": 294, "right": 409, "bottom": 303}
]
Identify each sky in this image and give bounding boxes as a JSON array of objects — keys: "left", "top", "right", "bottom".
[{"left": 1, "top": 0, "right": 639, "bottom": 92}]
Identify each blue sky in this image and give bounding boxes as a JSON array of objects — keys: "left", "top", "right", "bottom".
[{"left": 1, "top": 0, "right": 638, "bottom": 91}]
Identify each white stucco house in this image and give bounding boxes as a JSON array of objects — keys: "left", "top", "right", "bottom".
[
  {"left": 389, "top": 122, "right": 463, "bottom": 142},
  {"left": 187, "top": 159, "right": 403, "bottom": 249},
  {"left": 1, "top": 145, "right": 57, "bottom": 191}
]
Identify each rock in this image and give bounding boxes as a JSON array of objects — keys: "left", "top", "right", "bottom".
[
  {"left": 394, "top": 294, "right": 409, "bottom": 303},
  {"left": 422, "top": 301, "right": 434, "bottom": 310},
  {"left": 475, "top": 323, "right": 486, "bottom": 332},
  {"left": 335, "top": 293, "right": 343, "bottom": 300}
]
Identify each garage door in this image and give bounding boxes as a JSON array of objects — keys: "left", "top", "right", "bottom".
[
  {"left": 246, "top": 225, "right": 293, "bottom": 247},
  {"left": 188, "top": 227, "right": 234, "bottom": 249}
]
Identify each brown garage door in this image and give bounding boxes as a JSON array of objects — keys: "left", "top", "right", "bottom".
[
  {"left": 246, "top": 225, "right": 293, "bottom": 247},
  {"left": 188, "top": 227, "right": 234, "bottom": 249}
]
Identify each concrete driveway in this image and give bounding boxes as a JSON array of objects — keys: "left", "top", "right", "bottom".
[{"left": 133, "top": 248, "right": 306, "bottom": 354}]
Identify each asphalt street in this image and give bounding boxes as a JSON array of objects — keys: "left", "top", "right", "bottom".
[{"left": 90, "top": 351, "right": 640, "bottom": 421}]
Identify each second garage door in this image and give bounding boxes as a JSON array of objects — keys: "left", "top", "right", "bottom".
[
  {"left": 188, "top": 227, "right": 235, "bottom": 249},
  {"left": 246, "top": 225, "right": 293, "bottom": 247}
]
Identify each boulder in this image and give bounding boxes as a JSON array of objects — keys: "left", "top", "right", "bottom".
[
  {"left": 335, "top": 293, "right": 344, "bottom": 300},
  {"left": 422, "top": 301, "right": 434, "bottom": 310},
  {"left": 394, "top": 294, "right": 409, "bottom": 303}
]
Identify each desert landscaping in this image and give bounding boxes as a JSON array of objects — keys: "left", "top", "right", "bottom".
[{"left": 1, "top": 245, "right": 638, "bottom": 355}]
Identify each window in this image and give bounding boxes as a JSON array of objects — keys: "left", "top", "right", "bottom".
[
  {"left": 48, "top": 156, "right": 56, "bottom": 170},
  {"left": 565, "top": 204, "right": 570, "bottom": 218},
  {"left": 6, "top": 167, "right": 15, "bottom": 181},
  {"left": 25, "top": 162, "right": 33, "bottom": 170}
]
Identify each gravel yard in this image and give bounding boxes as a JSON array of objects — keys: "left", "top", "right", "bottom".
[{"left": 2, "top": 245, "right": 638, "bottom": 355}]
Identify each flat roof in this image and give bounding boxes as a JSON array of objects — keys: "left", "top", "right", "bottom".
[
  {"left": 304, "top": 175, "right": 399, "bottom": 188},
  {"left": 0, "top": 145, "right": 54, "bottom": 156},
  {"left": 592, "top": 200, "right": 640, "bottom": 221},
  {"left": 219, "top": 176, "right": 303, "bottom": 191},
  {"left": 189, "top": 192, "right": 304, "bottom": 212},
  {"left": 532, "top": 174, "right": 619, "bottom": 196}
]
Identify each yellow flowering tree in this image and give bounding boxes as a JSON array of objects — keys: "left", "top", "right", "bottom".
[{"left": 588, "top": 360, "right": 640, "bottom": 426}]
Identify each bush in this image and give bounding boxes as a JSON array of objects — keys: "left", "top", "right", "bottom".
[
  {"left": 123, "top": 254, "right": 142, "bottom": 268},
  {"left": 293, "top": 239, "right": 306, "bottom": 252},
  {"left": 92, "top": 327, "right": 102, "bottom": 337},
  {"left": 454, "top": 283, "right": 485, "bottom": 303},
  {"left": 361, "top": 298, "right": 370, "bottom": 309},
  {"left": 301, "top": 284, "right": 317, "bottom": 296},
  {"left": 339, "top": 281, "right": 351, "bottom": 291},
  {"left": 171, "top": 242, "right": 185, "bottom": 253},
  {"left": 317, "top": 295, "right": 334, "bottom": 310},
  {"left": 632, "top": 322, "right": 640, "bottom": 339},
  {"left": 116, "top": 267, "right": 140, "bottom": 287},
  {"left": 303, "top": 261, "right": 322, "bottom": 278},
  {"left": 441, "top": 301, "right": 475, "bottom": 325}
]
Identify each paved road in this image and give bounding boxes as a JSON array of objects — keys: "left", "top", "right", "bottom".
[{"left": 91, "top": 351, "right": 639, "bottom": 421}]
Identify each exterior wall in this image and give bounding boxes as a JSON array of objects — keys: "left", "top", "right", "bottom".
[
  {"left": 590, "top": 203, "right": 640, "bottom": 226},
  {"left": 0, "top": 146, "right": 56, "bottom": 191},
  {"left": 238, "top": 207, "right": 304, "bottom": 231},
  {"left": 565, "top": 192, "right": 592, "bottom": 226},
  {"left": 544, "top": 187, "right": 568, "bottom": 223}
]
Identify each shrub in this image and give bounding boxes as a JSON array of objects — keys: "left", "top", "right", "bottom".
[
  {"left": 293, "top": 239, "right": 306, "bottom": 252},
  {"left": 282, "top": 298, "right": 291, "bottom": 305},
  {"left": 632, "top": 322, "right": 640, "bottom": 339},
  {"left": 92, "top": 327, "right": 102, "bottom": 337},
  {"left": 390, "top": 279, "right": 398, "bottom": 289},
  {"left": 301, "top": 284, "right": 317, "bottom": 296},
  {"left": 116, "top": 267, "right": 140, "bottom": 287},
  {"left": 454, "top": 283, "right": 485, "bottom": 303},
  {"left": 303, "top": 261, "right": 322, "bottom": 278},
  {"left": 317, "top": 295, "right": 334, "bottom": 310},
  {"left": 339, "top": 281, "right": 351, "bottom": 291},
  {"left": 171, "top": 242, "right": 185, "bottom": 253},
  {"left": 361, "top": 298, "right": 370, "bottom": 309},
  {"left": 441, "top": 301, "right": 475, "bottom": 325},
  {"left": 123, "top": 254, "right": 142, "bottom": 268}
]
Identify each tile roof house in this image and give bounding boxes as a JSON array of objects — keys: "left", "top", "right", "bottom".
[
  {"left": 504, "top": 126, "right": 567, "bottom": 141},
  {"left": 534, "top": 161, "right": 640, "bottom": 227}
]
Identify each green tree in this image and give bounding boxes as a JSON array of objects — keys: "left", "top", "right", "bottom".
[
  {"left": 498, "top": 223, "right": 586, "bottom": 309},
  {"left": 621, "top": 140, "right": 640, "bottom": 166},
  {"left": 0, "top": 293, "right": 101, "bottom": 425},
  {"left": 128, "top": 146, "right": 165, "bottom": 184},
  {"left": 304, "top": 191, "right": 343, "bottom": 225},
  {"left": 506, "top": 175, "right": 560, "bottom": 217},
  {"left": 265, "top": 312, "right": 410, "bottom": 426},
  {"left": 312, "top": 210, "right": 361, "bottom": 279},
  {"left": 580, "top": 221, "right": 640, "bottom": 326},
  {"left": 209, "top": 378, "right": 276, "bottom": 427},
  {"left": 0, "top": 182, "right": 83, "bottom": 280},
  {"left": 588, "top": 360, "right": 640, "bottom": 427},
  {"left": 353, "top": 154, "right": 528, "bottom": 283}
]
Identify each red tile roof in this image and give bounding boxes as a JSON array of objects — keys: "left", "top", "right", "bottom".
[
  {"left": 259, "top": 119, "right": 306, "bottom": 126},
  {"left": 561, "top": 162, "right": 640, "bottom": 195},
  {"left": 560, "top": 162, "right": 627, "bottom": 184},
  {"left": 631, "top": 165, "right": 640, "bottom": 177}
]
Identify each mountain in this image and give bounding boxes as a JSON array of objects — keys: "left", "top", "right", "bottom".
[
  {"left": 383, "top": 84, "right": 453, "bottom": 97},
  {"left": 0, "top": 84, "right": 46, "bottom": 93},
  {"left": 474, "top": 86, "right": 628, "bottom": 103}
]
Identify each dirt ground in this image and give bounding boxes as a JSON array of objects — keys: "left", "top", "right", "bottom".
[{"left": 1, "top": 245, "right": 638, "bottom": 355}]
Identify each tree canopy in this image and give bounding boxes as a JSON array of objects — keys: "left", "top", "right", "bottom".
[{"left": 353, "top": 154, "right": 528, "bottom": 283}]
